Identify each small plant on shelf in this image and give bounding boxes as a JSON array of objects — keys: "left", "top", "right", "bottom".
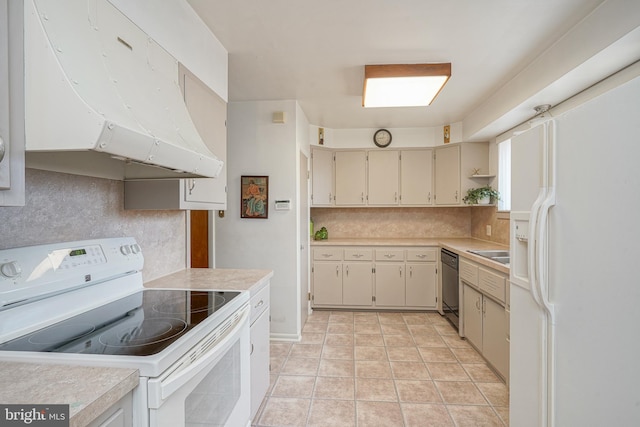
[{"left": 463, "top": 186, "right": 500, "bottom": 205}]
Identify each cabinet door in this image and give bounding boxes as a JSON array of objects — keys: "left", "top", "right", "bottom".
[
  {"left": 463, "top": 284, "right": 483, "bottom": 349},
  {"left": 335, "top": 151, "right": 366, "bottom": 205},
  {"left": 434, "top": 145, "right": 460, "bottom": 205},
  {"left": 180, "top": 64, "right": 227, "bottom": 208},
  {"left": 400, "top": 150, "right": 433, "bottom": 205},
  {"left": 375, "top": 263, "right": 406, "bottom": 307},
  {"left": 483, "top": 297, "right": 508, "bottom": 378},
  {"left": 367, "top": 150, "right": 399, "bottom": 205},
  {"left": 311, "top": 148, "right": 334, "bottom": 206},
  {"left": 343, "top": 262, "right": 373, "bottom": 306},
  {"left": 406, "top": 263, "right": 437, "bottom": 308},
  {"left": 250, "top": 308, "right": 270, "bottom": 420},
  {"left": 313, "top": 262, "right": 343, "bottom": 305}
]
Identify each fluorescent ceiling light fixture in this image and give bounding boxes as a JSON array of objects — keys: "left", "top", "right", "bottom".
[{"left": 363, "top": 63, "right": 451, "bottom": 108}]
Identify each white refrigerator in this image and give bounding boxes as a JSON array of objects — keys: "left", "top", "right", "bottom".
[{"left": 509, "top": 74, "right": 640, "bottom": 427}]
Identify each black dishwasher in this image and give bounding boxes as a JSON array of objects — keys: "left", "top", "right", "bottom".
[{"left": 440, "top": 249, "right": 459, "bottom": 330}]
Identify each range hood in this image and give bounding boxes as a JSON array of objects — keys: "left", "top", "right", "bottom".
[{"left": 23, "top": 0, "right": 224, "bottom": 179}]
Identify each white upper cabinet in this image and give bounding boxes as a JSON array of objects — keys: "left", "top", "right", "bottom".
[
  {"left": 334, "top": 151, "right": 366, "bottom": 206},
  {"left": 367, "top": 150, "right": 399, "bottom": 205},
  {"left": 311, "top": 148, "right": 334, "bottom": 206},
  {"left": 310, "top": 142, "right": 487, "bottom": 208},
  {"left": 400, "top": 149, "right": 433, "bottom": 206},
  {"left": 434, "top": 144, "right": 460, "bottom": 205}
]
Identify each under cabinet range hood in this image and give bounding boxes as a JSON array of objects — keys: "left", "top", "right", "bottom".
[{"left": 23, "top": 0, "right": 224, "bottom": 179}]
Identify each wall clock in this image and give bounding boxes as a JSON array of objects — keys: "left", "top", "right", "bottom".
[{"left": 373, "top": 129, "right": 392, "bottom": 148}]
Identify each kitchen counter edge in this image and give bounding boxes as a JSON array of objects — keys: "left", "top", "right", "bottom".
[
  {"left": 144, "top": 268, "right": 274, "bottom": 296},
  {"left": 0, "top": 362, "right": 138, "bottom": 427}
]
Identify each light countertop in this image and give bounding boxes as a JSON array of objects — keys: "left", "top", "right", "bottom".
[
  {"left": 144, "top": 268, "right": 274, "bottom": 295},
  {"left": 0, "top": 362, "right": 138, "bottom": 427},
  {"left": 311, "top": 237, "right": 509, "bottom": 274}
]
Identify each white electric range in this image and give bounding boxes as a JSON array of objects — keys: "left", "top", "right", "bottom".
[{"left": 0, "top": 237, "right": 251, "bottom": 427}]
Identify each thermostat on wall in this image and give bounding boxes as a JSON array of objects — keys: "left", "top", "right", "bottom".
[{"left": 274, "top": 200, "right": 291, "bottom": 210}]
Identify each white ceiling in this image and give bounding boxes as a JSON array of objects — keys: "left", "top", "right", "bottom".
[{"left": 186, "top": 0, "right": 607, "bottom": 131}]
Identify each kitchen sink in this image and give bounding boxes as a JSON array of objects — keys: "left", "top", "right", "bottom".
[{"left": 468, "top": 250, "right": 510, "bottom": 265}]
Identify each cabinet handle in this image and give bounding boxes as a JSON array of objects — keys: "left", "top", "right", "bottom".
[
  {"left": 254, "top": 299, "right": 264, "bottom": 309},
  {"left": 399, "top": 266, "right": 402, "bottom": 277},
  {"left": 188, "top": 178, "right": 196, "bottom": 195},
  {"left": 416, "top": 254, "right": 427, "bottom": 259},
  {"left": 427, "top": 192, "right": 431, "bottom": 203},
  {"left": 250, "top": 343, "right": 254, "bottom": 356},
  {"left": 329, "top": 192, "right": 333, "bottom": 202},
  {"left": 475, "top": 298, "right": 481, "bottom": 310},
  {"left": 322, "top": 254, "right": 333, "bottom": 258},
  {"left": 483, "top": 299, "right": 486, "bottom": 315},
  {"left": 361, "top": 192, "right": 364, "bottom": 202},
  {"left": 336, "top": 265, "right": 339, "bottom": 277},
  {"left": 394, "top": 192, "right": 398, "bottom": 202},
  {"left": 384, "top": 254, "right": 396, "bottom": 259},
  {"left": 353, "top": 254, "right": 363, "bottom": 258},
  {"left": 346, "top": 265, "right": 349, "bottom": 276},
  {"left": 409, "top": 267, "right": 413, "bottom": 278},
  {"left": 454, "top": 190, "right": 458, "bottom": 201},
  {"left": 0, "top": 137, "right": 5, "bottom": 164}
]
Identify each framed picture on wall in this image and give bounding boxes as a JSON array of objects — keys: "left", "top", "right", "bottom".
[{"left": 241, "top": 175, "right": 269, "bottom": 219}]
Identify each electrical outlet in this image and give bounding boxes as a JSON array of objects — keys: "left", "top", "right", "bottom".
[{"left": 486, "top": 225, "right": 492, "bottom": 236}]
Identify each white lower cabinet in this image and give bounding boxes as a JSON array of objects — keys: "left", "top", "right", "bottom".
[
  {"left": 342, "top": 262, "right": 374, "bottom": 306},
  {"left": 312, "top": 246, "right": 436, "bottom": 310},
  {"left": 87, "top": 392, "right": 133, "bottom": 427},
  {"left": 250, "top": 284, "right": 270, "bottom": 421},
  {"left": 375, "top": 263, "right": 405, "bottom": 307},
  {"left": 460, "top": 257, "right": 509, "bottom": 379}
]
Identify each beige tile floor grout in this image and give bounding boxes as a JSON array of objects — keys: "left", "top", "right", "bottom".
[{"left": 253, "top": 310, "right": 509, "bottom": 427}]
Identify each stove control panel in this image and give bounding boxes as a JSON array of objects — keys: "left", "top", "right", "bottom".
[{"left": 0, "top": 237, "right": 144, "bottom": 310}]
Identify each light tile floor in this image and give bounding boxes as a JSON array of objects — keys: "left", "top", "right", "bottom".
[{"left": 253, "top": 310, "right": 509, "bottom": 427}]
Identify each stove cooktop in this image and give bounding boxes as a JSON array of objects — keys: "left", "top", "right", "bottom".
[{"left": 0, "top": 289, "right": 240, "bottom": 357}]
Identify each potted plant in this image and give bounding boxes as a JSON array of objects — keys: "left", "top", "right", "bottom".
[{"left": 463, "top": 186, "right": 500, "bottom": 205}]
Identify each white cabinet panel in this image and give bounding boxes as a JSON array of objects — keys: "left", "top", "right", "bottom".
[
  {"left": 313, "top": 262, "right": 343, "bottom": 305},
  {"left": 367, "top": 150, "right": 399, "bottom": 205},
  {"left": 406, "top": 263, "right": 437, "bottom": 308},
  {"left": 375, "top": 263, "right": 405, "bottom": 307},
  {"left": 400, "top": 149, "right": 433, "bottom": 205},
  {"left": 311, "top": 148, "right": 334, "bottom": 206},
  {"left": 334, "top": 151, "right": 366, "bottom": 205},
  {"left": 250, "top": 308, "right": 270, "bottom": 420},
  {"left": 463, "top": 284, "right": 483, "bottom": 349},
  {"left": 434, "top": 144, "right": 460, "bottom": 205},
  {"left": 342, "top": 262, "right": 373, "bottom": 306},
  {"left": 483, "top": 296, "right": 508, "bottom": 378}
]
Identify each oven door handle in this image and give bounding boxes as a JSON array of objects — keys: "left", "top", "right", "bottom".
[{"left": 147, "top": 304, "right": 250, "bottom": 408}]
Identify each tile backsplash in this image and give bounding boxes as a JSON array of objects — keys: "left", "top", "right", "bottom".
[
  {"left": 311, "top": 206, "right": 509, "bottom": 245},
  {"left": 0, "top": 169, "right": 186, "bottom": 282},
  {"left": 311, "top": 207, "right": 471, "bottom": 239}
]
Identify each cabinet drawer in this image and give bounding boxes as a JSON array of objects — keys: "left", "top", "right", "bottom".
[
  {"left": 250, "top": 285, "right": 270, "bottom": 324},
  {"left": 344, "top": 248, "right": 373, "bottom": 261},
  {"left": 406, "top": 248, "right": 437, "bottom": 262},
  {"left": 375, "top": 248, "right": 405, "bottom": 261},
  {"left": 459, "top": 258, "right": 479, "bottom": 286},
  {"left": 313, "top": 247, "right": 343, "bottom": 260},
  {"left": 479, "top": 267, "right": 506, "bottom": 303}
]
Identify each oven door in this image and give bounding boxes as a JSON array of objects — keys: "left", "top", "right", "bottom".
[{"left": 147, "top": 304, "right": 251, "bottom": 427}]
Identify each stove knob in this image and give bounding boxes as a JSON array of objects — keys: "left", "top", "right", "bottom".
[
  {"left": 120, "top": 245, "right": 131, "bottom": 255},
  {"left": 0, "top": 261, "right": 21, "bottom": 278},
  {"left": 130, "top": 244, "right": 141, "bottom": 254}
]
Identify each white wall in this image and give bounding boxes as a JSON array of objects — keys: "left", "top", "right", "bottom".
[
  {"left": 216, "top": 100, "right": 308, "bottom": 340},
  {"left": 308, "top": 122, "right": 464, "bottom": 148}
]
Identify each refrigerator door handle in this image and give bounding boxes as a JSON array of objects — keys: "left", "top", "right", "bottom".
[{"left": 528, "top": 188, "right": 546, "bottom": 308}]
